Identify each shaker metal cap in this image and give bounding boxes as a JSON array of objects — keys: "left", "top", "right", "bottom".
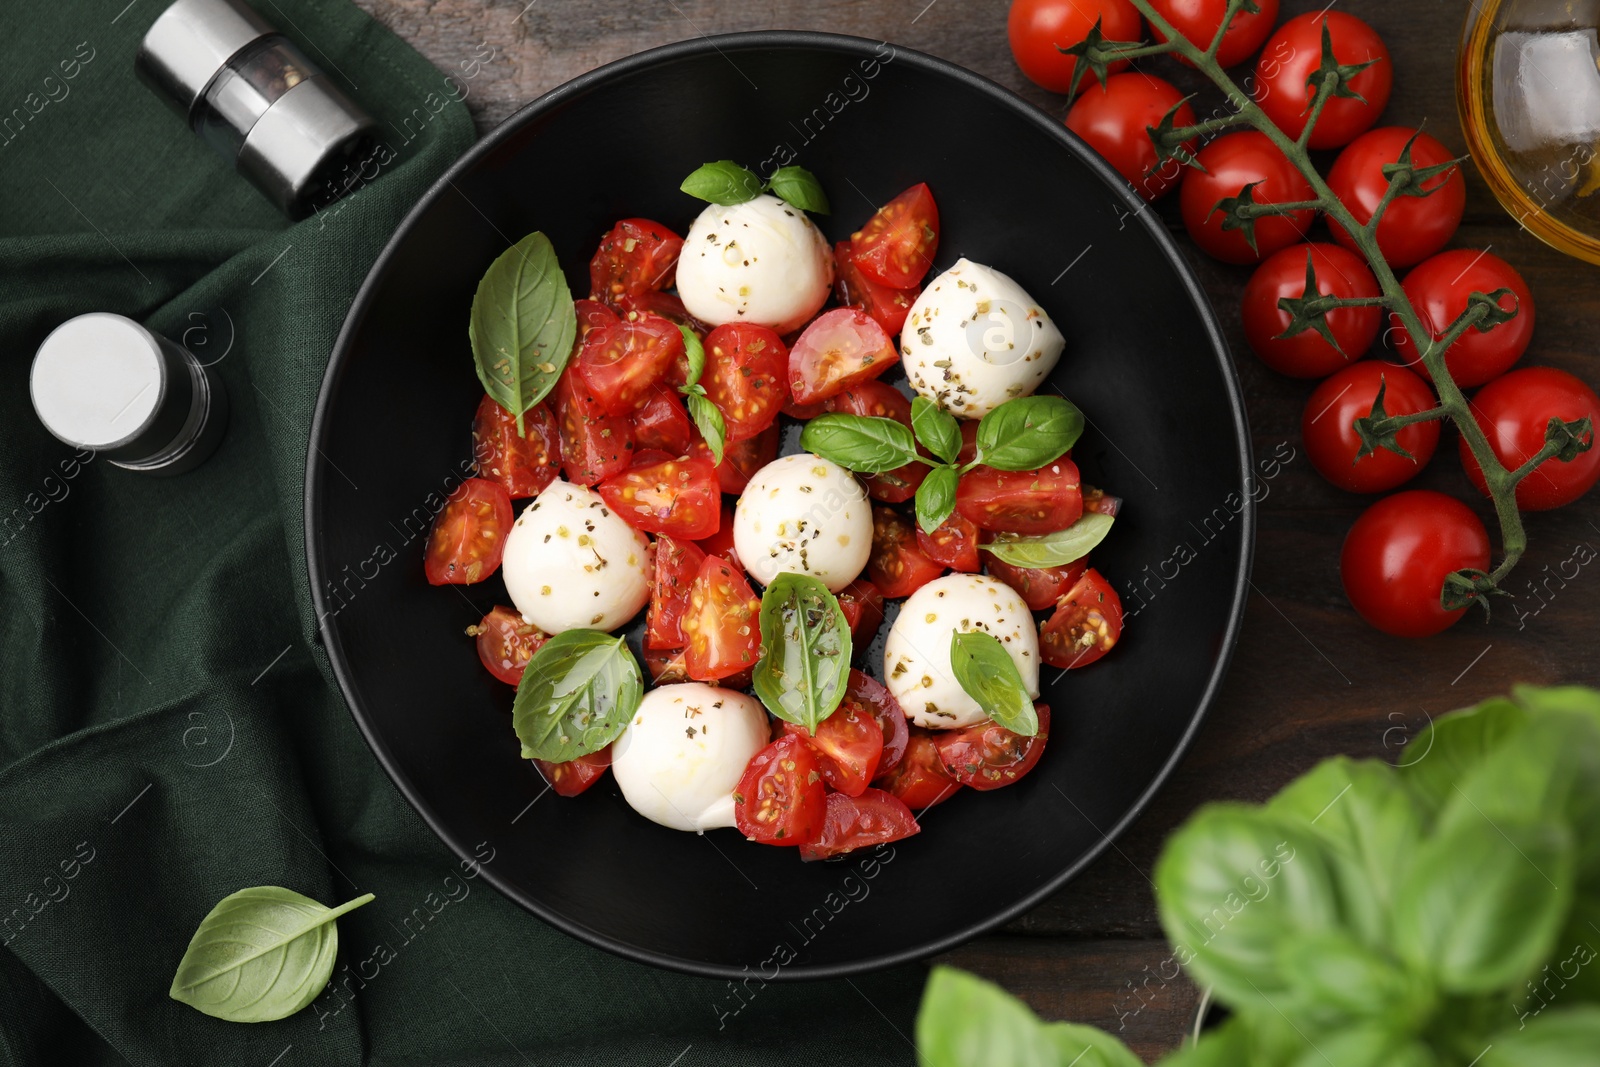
[{"left": 136, "top": 0, "right": 273, "bottom": 116}]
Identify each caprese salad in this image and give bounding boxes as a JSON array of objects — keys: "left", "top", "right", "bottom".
[{"left": 431, "top": 161, "right": 1124, "bottom": 860}]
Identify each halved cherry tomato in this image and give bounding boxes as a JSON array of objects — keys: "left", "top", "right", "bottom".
[
  {"left": 934, "top": 703, "right": 1050, "bottom": 791},
  {"left": 874, "top": 728, "right": 959, "bottom": 810},
  {"left": 424, "top": 478, "right": 513, "bottom": 585},
  {"left": 869, "top": 506, "right": 945, "bottom": 598},
  {"left": 573, "top": 308, "right": 685, "bottom": 416},
  {"left": 836, "top": 579, "right": 886, "bottom": 650},
  {"left": 1040, "top": 570, "right": 1123, "bottom": 668},
  {"left": 1083, "top": 486, "right": 1122, "bottom": 516},
  {"left": 827, "top": 380, "right": 927, "bottom": 503},
  {"left": 833, "top": 240, "right": 918, "bottom": 336},
  {"left": 783, "top": 699, "right": 884, "bottom": 796},
  {"left": 646, "top": 535, "right": 706, "bottom": 650},
  {"left": 683, "top": 554, "right": 761, "bottom": 681},
  {"left": 589, "top": 218, "right": 684, "bottom": 307},
  {"left": 917, "top": 511, "right": 982, "bottom": 572},
  {"left": 850, "top": 183, "right": 940, "bottom": 289},
  {"left": 533, "top": 746, "right": 612, "bottom": 798},
  {"left": 634, "top": 387, "right": 696, "bottom": 455},
  {"left": 597, "top": 450, "right": 721, "bottom": 539},
  {"left": 554, "top": 371, "right": 634, "bottom": 485},
  {"left": 469, "top": 605, "right": 548, "bottom": 685},
  {"left": 985, "top": 556, "right": 1088, "bottom": 612},
  {"left": 799, "top": 788, "right": 920, "bottom": 861},
  {"left": 734, "top": 734, "right": 827, "bottom": 845},
  {"left": 695, "top": 500, "right": 742, "bottom": 572},
  {"left": 1327, "top": 127, "right": 1465, "bottom": 269},
  {"left": 644, "top": 646, "right": 754, "bottom": 690},
  {"left": 957, "top": 461, "right": 1083, "bottom": 535},
  {"left": 845, "top": 668, "right": 908, "bottom": 775},
  {"left": 691, "top": 421, "right": 780, "bottom": 494},
  {"left": 788, "top": 308, "right": 899, "bottom": 405},
  {"left": 702, "top": 323, "right": 788, "bottom": 442},
  {"left": 471, "top": 394, "right": 562, "bottom": 500}
]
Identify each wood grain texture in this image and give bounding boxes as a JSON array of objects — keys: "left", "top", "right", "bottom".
[{"left": 349, "top": 0, "right": 1600, "bottom": 1056}]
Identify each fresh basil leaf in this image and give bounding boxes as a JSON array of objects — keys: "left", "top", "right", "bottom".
[
  {"left": 169, "top": 886, "right": 374, "bottom": 1022},
  {"left": 680, "top": 159, "right": 764, "bottom": 205},
  {"left": 468, "top": 231, "right": 577, "bottom": 435},
  {"left": 512, "top": 629, "right": 642, "bottom": 763},
  {"left": 1485, "top": 1007, "right": 1600, "bottom": 1067},
  {"left": 1397, "top": 696, "right": 1526, "bottom": 815},
  {"left": 1044, "top": 1022, "right": 1143, "bottom": 1067},
  {"left": 752, "top": 573, "right": 851, "bottom": 735},
  {"left": 973, "top": 395, "right": 1085, "bottom": 471},
  {"left": 766, "top": 165, "right": 830, "bottom": 214},
  {"left": 914, "top": 464, "right": 958, "bottom": 534},
  {"left": 911, "top": 395, "right": 962, "bottom": 464},
  {"left": 1284, "top": 1029, "right": 1433, "bottom": 1067},
  {"left": 915, "top": 967, "right": 1060, "bottom": 1067},
  {"left": 950, "top": 630, "right": 1037, "bottom": 736},
  {"left": 1277, "top": 930, "right": 1431, "bottom": 1030},
  {"left": 685, "top": 391, "right": 726, "bottom": 465},
  {"left": 679, "top": 324, "right": 706, "bottom": 388},
  {"left": 980, "top": 512, "right": 1114, "bottom": 570},
  {"left": 799, "top": 412, "right": 919, "bottom": 473},
  {"left": 1515, "top": 683, "right": 1600, "bottom": 728}
]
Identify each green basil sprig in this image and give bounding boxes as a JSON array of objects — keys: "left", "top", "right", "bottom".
[
  {"left": 676, "top": 325, "right": 726, "bottom": 463},
  {"left": 512, "top": 630, "right": 642, "bottom": 763},
  {"left": 800, "top": 412, "right": 918, "bottom": 473},
  {"left": 917, "top": 967, "right": 1142, "bottom": 1067},
  {"left": 981, "top": 512, "right": 1114, "bottom": 570},
  {"left": 911, "top": 396, "right": 962, "bottom": 464},
  {"left": 971, "top": 395, "right": 1084, "bottom": 471},
  {"left": 950, "top": 631, "right": 1037, "bottom": 736},
  {"left": 469, "top": 231, "right": 577, "bottom": 436},
  {"left": 680, "top": 160, "right": 830, "bottom": 214},
  {"left": 752, "top": 573, "right": 852, "bottom": 735},
  {"left": 915, "top": 465, "right": 959, "bottom": 534},
  {"left": 170, "top": 886, "right": 374, "bottom": 1022}
]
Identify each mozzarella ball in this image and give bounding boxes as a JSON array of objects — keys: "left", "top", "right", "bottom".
[
  {"left": 612, "top": 683, "right": 771, "bottom": 831},
  {"left": 883, "top": 574, "right": 1041, "bottom": 730},
  {"left": 901, "top": 258, "right": 1066, "bottom": 418},
  {"left": 676, "top": 194, "right": 833, "bottom": 333},
  {"left": 733, "top": 453, "right": 871, "bottom": 592},
  {"left": 501, "top": 479, "right": 650, "bottom": 634}
]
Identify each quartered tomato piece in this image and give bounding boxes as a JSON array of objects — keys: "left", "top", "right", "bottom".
[
  {"left": 469, "top": 605, "right": 548, "bottom": 686},
  {"left": 597, "top": 450, "right": 721, "bottom": 539},
  {"left": 682, "top": 554, "right": 761, "bottom": 681},
  {"left": 634, "top": 387, "right": 696, "bottom": 455},
  {"left": 573, "top": 308, "right": 685, "bottom": 417},
  {"left": 424, "top": 478, "right": 513, "bottom": 585},
  {"left": 646, "top": 535, "right": 706, "bottom": 650},
  {"left": 471, "top": 394, "right": 562, "bottom": 500},
  {"left": 956, "top": 461, "right": 1083, "bottom": 535},
  {"left": 589, "top": 218, "right": 683, "bottom": 306},
  {"left": 1040, "top": 569, "right": 1123, "bottom": 669},
  {"left": 783, "top": 701, "right": 885, "bottom": 796},
  {"left": 868, "top": 506, "right": 945, "bottom": 598},
  {"left": 827, "top": 379, "right": 927, "bottom": 503},
  {"left": 985, "top": 556, "right": 1089, "bottom": 612},
  {"left": 691, "top": 421, "right": 780, "bottom": 494},
  {"left": 799, "top": 788, "right": 920, "bottom": 861},
  {"left": 844, "top": 668, "right": 908, "bottom": 775},
  {"left": 833, "top": 240, "right": 918, "bottom": 336},
  {"left": 836, "top": 579, "right": 886, "bottom": 650},
  {"left": 616, "top": 290, "right": 711, "bottom": 387},
  {"left": 788, "top": 308, "right": 899, "bottom": 405},
  {"left": 1082, "top": 486, "right": 1122, "bottom": 516},
  {"left": 554, "top": 371, "right": 634, "bottom": 485},
  {"left": 873, "top": 728, "right": 959, "bottom": 810},
  {"left": 533, "top": 745, "right": 612, "bottom": 798},
  {"left": 934, "top": 703, "right": 1050, "bottom": 791},
  {"left": 702, "top": 323, "right": 788, "bottom": 443},
  {"left": 850, "top": 183, "right": 940, "bottom": 289},
  {"left": 734, "top": 734, "right": 827, "bottom": 845},
  {"left": 695, "top": 500, "right": 742, "bottom": 572},
  {"left": 917, "top": 511, "right": 981, "bottom": 572},
  {"left": 646, "top": 645, "right": 755, "bottom": 690}
]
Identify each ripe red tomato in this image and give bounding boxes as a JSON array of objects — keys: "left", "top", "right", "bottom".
[
  {"left": 788, "top": 307, "right": 899, "bottom": 405},
  {"left": 471, "top": 605, "right": 548, "bottom": 686},
  {"left": 833, "top": 241, "right": 918, "bottom": 337},
  {"left": 1390, "top": 249, "right": 1536, "bottom": 388},
  {"left": 1007, "top": 0, "right": 1143, "bottom": 93},
  {"left": 589, "top": 218, "right": 683, "bottom": 307},
  {"left": 868, "top": 506, "right": 945, "bottom": 598},
  {"left": 1065, "top": 72, "right": 1195, "bottom": 202},
  {"left": 734, "top": 734, "right": 827, "bottom": 845},
  {"left": 956, "top": 461, "right": 1084, "bottom": 535},
  {"left": 533, "top": 745, "right": 612, "bottom": 798},
  {"left": 1148, "top": 0, "right": 1279, "bottom": 68},
  {"left": 799, "top": 789, "right": 921, "bottom": 861},
  {"left": 850, "top": 183, "right": 941, "bottom": 289},
  {"left": 695, "top": 500, "right": 741, "bottom": 572},
  {"left": 1460, "top": 368, "right": 1600, "bottom": 511},
  {"left": 956, "top": 419, "right": 981, "bottom": 465},
  {"left": 646, "top": 535, "right": 706, "bottom": 650},
  {"left": 783, "top": 700, "right": 885, "bottom": 796},
  {"left": 1327, "top": 127, "right": 1466, "bottom": 269},
  {"left": 1083, "top": 485, "right": 1123, "bottom": 516},
  {"left": 1040, "top": 569, "right": 1123, "bottom": 668},
  {"left": 682, "top": 554, "right": 761, "bottom": 681},
  {"left": 874, "top": 728, "right": 960, "bottom": 810},
  {"left": 1341, "top": 490, "right": 1490, "bottom": 637},
  {"left": 689, "top": 420, "right": 780, "bottom": 494},
  {"left": 1303, "top": 362, "right": 1439, "bottom": 493},
  {"left": 701, "top": 323, "right": 788, "bottom": 443},
  {"left": 424, "top": 478, "right": 513, "bottom": 586},
  {"left": 1241, "top": 243, "right": 1382, "bottom": 378},
  {"left": 634, "top": 387, "right": 696, "bottom": 455},
  {"left": 844, "top": 669, "right": 908, "bottom": 775},
  {"left": 984, "top": 555, "right": 1088, "bottom": 611},
  {"left": 836, "top": 579, "right": 886, "bottom": 649},
  {"left": 1253, "top": 13, "right": 1391, "bottom": 149},
  {"left": 935, "top": 703, "right": 1051, "bottom": 791},
  {"left": 554, "top": 371, "right": 635, "bottom": 485},
  {"left": 597, "top": 450, "right": 721, "bottom": 539},
  {"left": 644, "top": 646, "right": 753, "bottom": 690},
  {"left": 471, "top": 393, "right": 562, "bottom": 499},
  {"left": 617, "top": 290, "right": 710, "bottom": 386},
  {"left": 827, "top": 380, "right": 927, "bottom": 503},
  {"left": 572, "top": 307, "right": 684, "bottom": 416},
  {"left": 917, "top": 511, "right": 982, "bottom": 572},
  {"left": 1180, "top": 131, "right": 1316, "bottom": 264}
]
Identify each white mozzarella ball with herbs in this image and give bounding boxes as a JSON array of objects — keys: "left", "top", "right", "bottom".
[
  {"left": 883, "top": 574, "right": 1041, "bottom": 730},
  {"left": 501, "top": 479, "right": 650, "bottom": 635},
  {"left": 901, "top": 258, "right": 1066, "bottom": 418},
  {"left": 611, "top": 683, "right": 771, "bottom": 832},
  {"left": 733, "top": 453, "right": 872, "bottom": 592},
  {"left": 675, "top": 194, "right": 834, "bottom": 333}
]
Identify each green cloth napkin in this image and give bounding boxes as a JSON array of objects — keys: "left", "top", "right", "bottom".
[{"left": 0, "top": 2, "right": 923, "bottom": 1062}]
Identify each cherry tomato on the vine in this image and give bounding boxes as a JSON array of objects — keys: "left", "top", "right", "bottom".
[
  {"left": 1242, "top": 243, "right": 1382, "bottom": 378},
  {"left": 1180, "top": 131, "right": 1316, "bottom": 264},
  {"left": 1327, "top": 127, "right": 1466, "bottom": 269},
  {"left": 1459, "top": 367, "right": 1600, "bottom": 511},
  {"left": 1148, "top": 0, "right": 1280, "bottom": 69},
  {"left": 1302, "top": 361, "right": 1440, "bottom": 493},
  {"left": 1390, "top": 249, "right": 1536, "bottom": 388},
  {"left": 1340, "top": 490, "right": 1490, "bottom": 637},
  {"left": 1007, "top": 0, "right": 1143, "bottom": 94},
  {"left": 1253, "top": 12, "right": 1391, "bottom": 150},
  {"left": 1065, "top": 72, "right": 1195, "bottom": 202}
]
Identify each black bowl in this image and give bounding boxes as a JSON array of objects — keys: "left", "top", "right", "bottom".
[{"left": 307, "top": 31, "right": 1252, "bottom": 980}]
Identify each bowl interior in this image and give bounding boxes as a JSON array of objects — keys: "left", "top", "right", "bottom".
[{"left": 308, "top": 33, "right": 1251, "bottom": 979}]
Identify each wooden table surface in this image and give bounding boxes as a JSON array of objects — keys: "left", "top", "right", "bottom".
[{"left": 350, "top": 0, "right": 1600, "bottom": 1058}]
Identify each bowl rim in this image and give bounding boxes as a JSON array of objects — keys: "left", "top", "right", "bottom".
[{"left": 305, "top": 28, "right": 1255, "bottom": 981}]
